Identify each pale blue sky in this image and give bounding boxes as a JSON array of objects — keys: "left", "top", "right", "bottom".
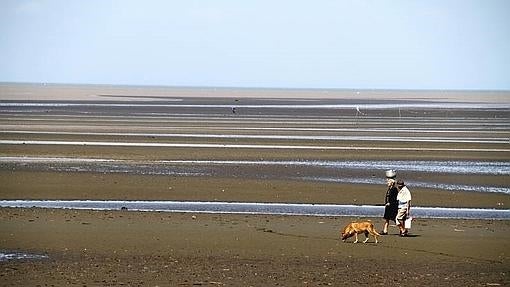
[{"left": 1, "top": 0, "right": 509, "bottom": 90}]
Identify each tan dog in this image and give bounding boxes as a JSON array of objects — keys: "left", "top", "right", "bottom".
[{"left": 341, "top": 221, "right": 380, "bottom": 243}]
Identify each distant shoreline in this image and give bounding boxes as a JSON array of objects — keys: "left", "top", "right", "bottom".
[
  {"left": 1, "top": 82, "right": 509, "bottom": 103},
  {"left": 3, "top": 81, "right": 510, "bottom": 92}
]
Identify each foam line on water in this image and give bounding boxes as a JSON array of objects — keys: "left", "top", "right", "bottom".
[{"left": 0, "top": 200, "right": 508, "bottom": 220}]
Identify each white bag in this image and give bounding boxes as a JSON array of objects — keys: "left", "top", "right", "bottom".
[{"left": 404, "top": 217, "right": 413, "bottom": 229}]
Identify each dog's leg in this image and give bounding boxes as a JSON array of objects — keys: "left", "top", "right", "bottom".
[
  {"left": 353, "top": 233, "right": 358, "bottom": 243},
  {"left": 370, "top": 229, "right": 379, "bottom": 244},
  {"left": 371, "top": 232, "right": 378, "bottom": 244},
  {"left": 363, "top": 231, "right": 369, "bottom": 243}
]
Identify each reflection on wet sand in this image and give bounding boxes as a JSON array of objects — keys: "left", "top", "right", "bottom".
[{"left": 1, "top": 156, "right": 509, "bottom": 193}]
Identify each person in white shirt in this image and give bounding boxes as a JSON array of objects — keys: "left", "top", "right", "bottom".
[{"left": 396, "top": 179, "right": 412, "bottom": 237}]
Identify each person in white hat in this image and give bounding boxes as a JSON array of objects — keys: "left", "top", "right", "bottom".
[
  {"left": 381, "top": 170, "right": 398, "bottom": 235},
  {"left": 396, "top": 179, "right": 412, "bottom": 236}
]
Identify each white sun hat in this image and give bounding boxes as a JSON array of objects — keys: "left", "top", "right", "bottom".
[{"left": 385, "top": 169, "right": 396, "bottom": 179}]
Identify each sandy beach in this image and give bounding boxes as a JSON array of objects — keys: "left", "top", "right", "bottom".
[
  {"left": 1, "top": 82, "right": 509, "bottom": 102},
  {"left": 1, "top": 84, "right": 509, "bottom": 286},
  {"left": 1, "top": 208, "right": 509, "bottom": 286}
]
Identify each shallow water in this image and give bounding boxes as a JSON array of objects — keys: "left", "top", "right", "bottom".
[
  {"left": 304, "top": 176, "right": 510, "bottom": 194},
  {"left": 2, "top": 157, "right": 509, "bottom": 174},
  {"left": 0, "top": 251, "right": 48, "bottom": 262},
  {"left": 1, "top": 200, "right": 508, "bottom": 220},
  {"left": 2, "top": 157, "right": 508, "bottom": 194}
]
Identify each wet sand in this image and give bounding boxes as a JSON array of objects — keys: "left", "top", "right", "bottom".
[
  {"left": 1, "top": 171, "right": 509, "bottom": 209},
  {"left": 2, "top": 82, "right": 509, "bottom": 102},
  {"left": 1, "top": 208, "right": 509, "bottom": 286},
  {"left": 1, "top": 84, "right": 509, "bottom": 286}
]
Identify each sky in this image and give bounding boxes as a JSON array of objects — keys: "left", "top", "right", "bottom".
[{"left": 1, "top": 0, "right": 509, "bottom": 90}]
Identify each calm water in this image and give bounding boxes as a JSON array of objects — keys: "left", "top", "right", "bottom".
[{"left": 1, "top": 200, "right": 508, "bottom": 220}]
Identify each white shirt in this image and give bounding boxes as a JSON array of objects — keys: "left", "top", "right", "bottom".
[{"left": 397, "top": 186, "right": 412, "bottom": 208}]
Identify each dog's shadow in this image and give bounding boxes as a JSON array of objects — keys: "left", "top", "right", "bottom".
[
  {"left": 342, "top": 234, "right": 421, "bottom": 244},
  {"left": 387, "top": 233, "right": 420, "bottom": 238}
]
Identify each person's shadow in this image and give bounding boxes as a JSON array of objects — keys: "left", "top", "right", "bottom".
[{"left": 400, "top": 234, "right": 420, "bottom": 238}]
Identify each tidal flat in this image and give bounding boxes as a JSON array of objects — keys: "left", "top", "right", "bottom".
[{"left": 0, "top": 84, "right": 509, "bottom": 286}]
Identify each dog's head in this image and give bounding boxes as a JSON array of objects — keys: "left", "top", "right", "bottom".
[{"left": 341, "top": 225, "right": 354, "bottom": 241}]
